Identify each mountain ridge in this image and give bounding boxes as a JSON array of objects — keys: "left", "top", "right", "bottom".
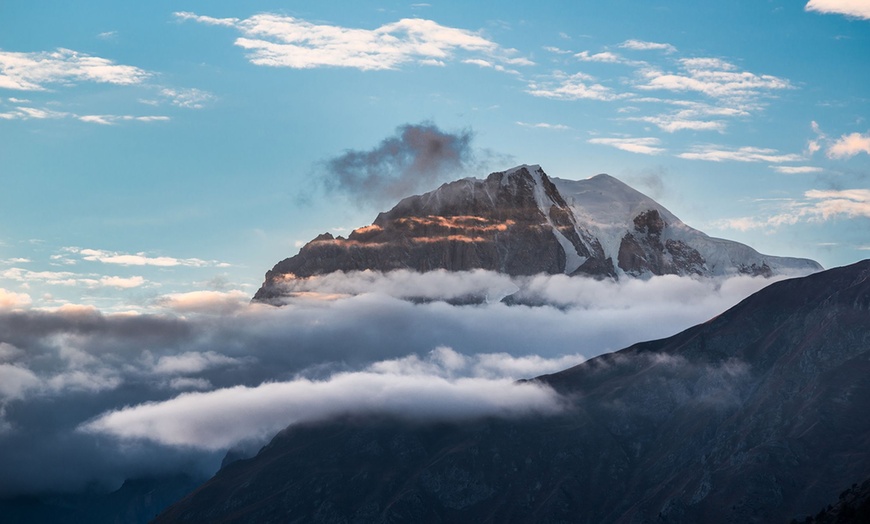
[
  {"left": 254, "top": 165, "right": 821, "bottom": 303},
  {"left": 160, "top": 260, "right": 870, "bottom": 523}
]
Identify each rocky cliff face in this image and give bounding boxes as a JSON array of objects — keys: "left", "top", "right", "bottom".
[
  {"left": 550, "top": 174, "right": 819, "bottom": 279},
  {"left": 254, "top": 165, "right": 821, "bottom": 303},
  {"left": 159, "top": 260, "right": 870, "bottom": 524}
]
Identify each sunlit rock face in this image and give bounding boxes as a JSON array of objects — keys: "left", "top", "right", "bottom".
[
  {"left": 162, "top": 261, "right": 870, "bottom": 524},
  {"left": 254, "top": 165, "right": 821, "bottom": 303}
]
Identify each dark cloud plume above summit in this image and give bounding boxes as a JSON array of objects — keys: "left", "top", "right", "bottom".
[{"left": 323, "top": 122, "right": 475, "bottom": 206}]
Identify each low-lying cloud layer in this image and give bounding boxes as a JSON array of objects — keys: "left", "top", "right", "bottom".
[
  {"left": 81, "top": 347, "right": 567, "bottom": 451},
  {"left": 0, "top": 269, "right": 802, "bottom": 496}
]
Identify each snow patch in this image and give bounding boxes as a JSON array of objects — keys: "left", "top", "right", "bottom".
[{"left": 525, "top": 166, "right": 586, "bottom": 274}]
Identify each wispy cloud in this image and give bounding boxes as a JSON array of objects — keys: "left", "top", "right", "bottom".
[
  {"left": 526, "top": 72, "right": 617, "bottom": 101},
  {"left": 0, "top": 267, "right": 147, "bottom": 289},
  {"left": 619, "top": 39, "right": 677, "bottom": 53},
  {"left": 82, "top": 349, "right": 565, "bottom": 450},
  {"left": 63, "top": 247, "right": 227, "bottom": 268},
  {"left": 0, "top": 270, "right": 794, "bottom": 494},
  {"left": 678, "top": 144, "right": 803, "bottom": 163},
  {"left": 77, "top": 114, "right": 170, "bottom": 125},
  {"left": 529, "top": 41, "right": 788, "bottom": 139},
  {"left": 804, "top": 189, "right": 870, "bottom": 219},
  {"left": 629, "top": 114, "right": 726, "bottom": 133},
  {"left": 0, "top": 105, "right": 170, "bottom": 124},
  {"left": 98, "top": 276, "right": 146, "bottom": 289},
  {"left": 720, "top": 188, "right": 870, "bottom": 231},
  {"left": 515, "top": 121, "right": 570, "bottom": 130},
  {"left": 805, "top": 0, "right": 870, "bottom": 19},
  {"left": 175, "top": 12, "right": 531, "bottom": 72},
  {"left": 636, "top": 57, "right": 792, "bottom": 103},
  {"left": 462, "top": 58, "right": 519, "bottom": 75},
  {"left": 575, "top": 50, "right": 623, "bottom": 63},
  {"left": 543, "top": 46, "right": 572, "bottom": 55},
  {"left": 0, "top": 48, "right": 149, "bottom": 91},
  {"left": 588, "top": 136, "right": 665, "bottom": 155},
  {"left": 771, "top": 165, "right": 823, "bottom": 174},
  {"left": 160, "top": 87, "right": 216, "bottom": 109}
]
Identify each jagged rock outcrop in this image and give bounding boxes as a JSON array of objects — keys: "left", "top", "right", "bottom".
[
  {"left": 254, "top": 165, "right": 821, "bottom": 303},
  {"left": 255, "top": 165, "right": 614, "bottom": 302},
  {"left": 550, "top": 173, "right": 818, "bottom": 278},
  {"left": 160, "top": 260, "right": 870, "bottom": 524}
]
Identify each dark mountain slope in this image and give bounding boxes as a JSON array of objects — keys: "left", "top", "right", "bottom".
[{"left": 158, "top": 260, "right": 870, "bottom": 523}]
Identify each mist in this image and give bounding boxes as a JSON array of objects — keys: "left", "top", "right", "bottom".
[{"left": 0, "top": 270, "right": 796, "bottom": 496}]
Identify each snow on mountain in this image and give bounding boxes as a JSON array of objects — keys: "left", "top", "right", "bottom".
[
  {"left": 254, "top": 165, "right": 821, "bottom": 302},
  {"left": 552, "top": 174, "right": 822, "bottom": 278}
]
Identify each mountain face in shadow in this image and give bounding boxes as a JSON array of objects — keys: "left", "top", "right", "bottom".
[
  {"left": 159, "top": 260, "right": 870, "bottom": 523},
  {"left": 254, "top": 165, "right": 820, "bottom": 303}
]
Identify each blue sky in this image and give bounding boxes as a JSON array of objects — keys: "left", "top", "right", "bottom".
[{"left": 1, "top": 0, "right": 869, "bottom": 310}]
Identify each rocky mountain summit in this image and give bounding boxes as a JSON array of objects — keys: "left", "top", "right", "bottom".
[
  {"left": 254, "top": 165, "right": 820, "bottom": 302},
  {"left": 160, "top": 260, "right": 870, "bottom": 523}
]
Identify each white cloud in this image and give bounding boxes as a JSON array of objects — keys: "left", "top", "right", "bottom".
[
  {"left": 0, "top": 48, "right": 149, "bottom": 91},
  {"left": 804, "top": 189, "right": 870, "bottom": 219},
  {"left": 515, "top": 121, "right": 570, "bottom": 130},
  {"left": 13, "top": 106, "right": 68, "bottom": 119},
  {"left": 0, "top": 270, "right": 806, "bottom": 494},
  {"left": 175, "top": 12, "right": 529, "bottom": 72},
  {"left": 719, "top": 188, "right": 870, "bottom": 231},
  {"left": 81, "top": 355, "right": 564, "bottom": 450},
  {"left": 99, "top": 276, "right": 146, "bottom": 289},
  {"left": 543, "top": 46, "right": 572, "bottom": 55},
  {"left": 160, "top": 87, "right": 216, "bottom": 109},
  {"left": 771, "top": 166, "right": 824, "bottom": 174},
  {"left": 77, "top": 114, "right": 170, "bottom": 125},
  {"left": 805, "top": 0, "right": 870, "bottom": 19},
  {"left": 155, "top": 290, "right": 250, "bottom": 314},
  {"left": 636, "top": 58, "right": 791, "bottom": 103},
  {"left": 1, "top": 267, "right": 80, "bottom": 286},
  {"left": 269, "top": 269, "right": 519, "bottom": 304},
  {"left": 0, "top": 289, "right": 31, "bottom": 310},
  {"left": 66, "top": 247, "right": 217, "bottom": 267},
  {"left": 0, "top": 364, "right": 40, "bottom": 400},
  {"left": 827, "top": 131, "right": 870, "bottom": 159},
  {"left": 152, "top": 351, "right": 244, "bottom": 375},
  {"left": 2, "top": 266, "right": 145, "bottom": 291},
  {"left": 575, "top": 50, "right": 623, "bottom": 63},
  {"left": 678, "top": 144, "right": 804, "bottom": 163},
  {"left": 619, "top": 40, "right": 677, "bottom": 53},
  {"left": 0, "top": 104, "right": 169, "bottom": 124},
  {"left": 461, "top": 58, "right": 518, "bottom": 74},
  {"left": 173, "top": 12, "right": 240, "bottom": 27},
  {"left": 369, "top": 347, "right": 585, "bottom": 380},
  {"left": 588, "top": 136, "right": 665, "bottom": 155},
  {"left": 630, "top": 114, "right": 726, "bottom": 133},
  {"left": 527, "top": 72, "right": 617, "bottom": 101}
]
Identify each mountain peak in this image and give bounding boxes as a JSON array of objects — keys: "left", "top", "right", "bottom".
[
  {"left": 501, "top": 163, "right": 543, "bottom": 177},
  {"left": 253, "top": 165, "right": 821, "bottom": 302}
]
